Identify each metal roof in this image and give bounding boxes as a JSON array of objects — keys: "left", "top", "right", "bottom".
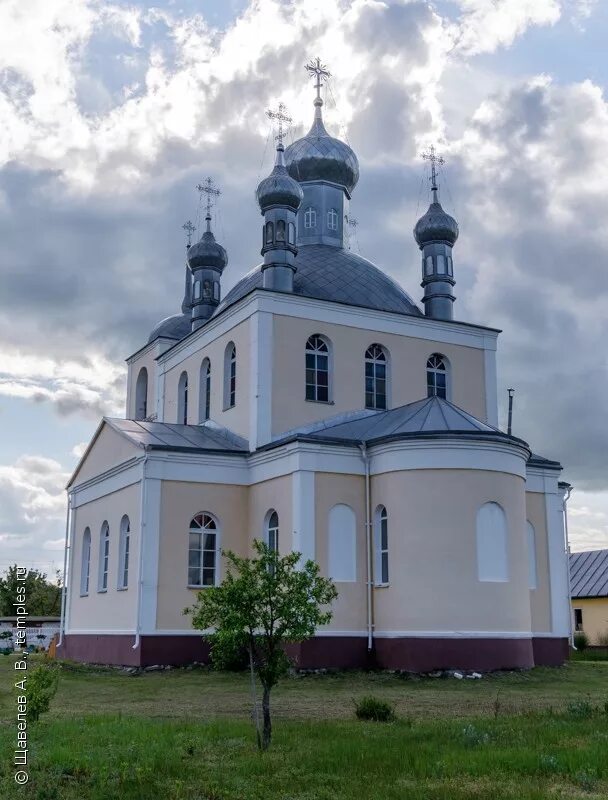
[
  {"left": 570, "top": 549, "right": 608, "bottom": 598},
  {"left": 147, "top": 312, "right": 191, "bottom": 344},
  {"left": 105, "top": 418, "right": 248, "bottom": 454}
]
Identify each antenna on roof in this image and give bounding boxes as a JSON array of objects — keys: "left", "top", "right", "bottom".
[{"left": 507, "top": 388, "right": 515, "bottom": 436}]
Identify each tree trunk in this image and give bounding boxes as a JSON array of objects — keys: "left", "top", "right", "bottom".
[{"left": 261, "top": 686, "right": 272, "bottom": 750}]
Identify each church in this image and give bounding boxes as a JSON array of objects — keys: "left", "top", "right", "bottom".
[{"left": 58, "top": 61, "right": 572, "bottom": 671}]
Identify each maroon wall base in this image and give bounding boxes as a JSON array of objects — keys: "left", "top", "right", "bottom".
[{"left": 57, "top": 634, "right": 568, "bottom": 671}]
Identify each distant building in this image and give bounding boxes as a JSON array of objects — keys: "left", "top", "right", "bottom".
[{"left": 570, "top": 550, "right": 608, "bottom": 645}]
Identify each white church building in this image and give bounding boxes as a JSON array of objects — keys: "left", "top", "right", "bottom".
[{"left": 58, "top": 63, "right": 572, "bottom": 671}]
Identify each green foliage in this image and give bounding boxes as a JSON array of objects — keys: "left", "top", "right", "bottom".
[
  {"left": 0, "top": 565, "right": 62, "bottom": 617},
  {"left": 27, "top": 663, "right": 59, "bottom": 722},
  {"left": 565, "top": 699, "right": 594, "bottom": 718},
  {"left": 596, "top": 630, "right": 608, "bottom": 647},
  {"left": 573, "top": 631, "right": 589, "bottom": 652},
  {"left": 354, "top": 695, "right": 396, "bottom": 722},
  {"left": 462, "top": 723, "right": 492, "bottom": 747}
]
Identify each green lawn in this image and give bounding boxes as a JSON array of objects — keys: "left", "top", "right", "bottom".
[{"left": 1, "top": 656, "right": 608, "bottom": 799}]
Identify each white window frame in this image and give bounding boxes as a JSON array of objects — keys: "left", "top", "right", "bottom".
[
  {"left": 188, "top": 512, "right": 220, "bottom": 588},
  {"left": 327, "top": 208, "right": 338, "bottom": 231},
  {"left": 374, "top": 505, "right": 389, "bottom": 585},
  {"left": 304, "top": 207, "right": 317, "bottom": 229},
  {"left": 223, "top": 342, "right": 236, "bottom": 409},
  {"left": 305, "top": 334, "right": 332, "bottom": 403},
  {"left": 426, "top": 353, "right": 450, "bottom": 400},
  {"left": 265, "top": 509, "right": 279, "bottom": 554},
  {"left": 118, "top": 515, "right": 130, "bottom": 590},
  {"left": 80, "top": 527, "right": 91, "bottom": 596},
  {"left": 199, "top": 358, "right": 211, "bottom": 423},
  {"left": 476, "top": 502, "right": 509, "bottom": 582},
  {"left": 365, "top": 343, "right": 389, "bottom": 410},
  {"left": 98, "top": 522, "right": 110, "bottom": 592},
  {"left": 177, "top": 370, "right": 189, "bottom": 424}
]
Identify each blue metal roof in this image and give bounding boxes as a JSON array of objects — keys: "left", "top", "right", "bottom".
[
  {"left": 105, "top": 418, "right": 248, "bottom": 454},
  {"left": 570, "top": 549, "right": 608, "bottom": 599}
]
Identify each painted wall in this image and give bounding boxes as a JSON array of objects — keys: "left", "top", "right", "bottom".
[
  {"left": 156, "top": 480, "right": 248, "bottom": 631},
  {"left": 370, "top": 469, "right": 532, "bottom": 634},
  {"left": 571, "top": 597, "right": 608, "bottom": 644},
  {"left": 525, "top": 491, "right": 552, "bottom": 634},
  {"left": 271, "top": 314, "right": 487, "bottom": 437},
  {"left": 72, "top": 425, "right": 139, "bottom": 487},
  {"left": 68, "top": 482, "right": 141, "bottom": 632},
  {"left": 248, "top": 476, "right": 293, "bottom": 556},
  {"left": 161, "top": 318, "right": 250, "bottom": 438}
]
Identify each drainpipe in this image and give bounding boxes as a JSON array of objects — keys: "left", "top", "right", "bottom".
[
  {"left": 359, "top": 443, "right": 373, "bottom": 652},
  {"left": 133, "top": 453, "right": 149, "bottom": 650},
  {"left": 58, "top": 492, "right": 72, "bottom": 648},
  {"left": 562, "top": 484, "right": 574, "bottom": 648}
]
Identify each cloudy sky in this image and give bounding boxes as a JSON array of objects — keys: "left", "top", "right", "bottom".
[{"left": 1, "top": 0, "right": 607, "bottom": 578}]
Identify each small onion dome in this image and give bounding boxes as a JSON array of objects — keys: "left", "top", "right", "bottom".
[
  {"left": 414, "top": 198, "right": 459, "bottom": 247},
  {"left": 148, "top": 312, "right": 191, "bottom": 344},
  {"left": 284, "top": 98, "right": 359, "bottom": 196},
  {"left": 256, "top": 144, "right": 303, "bottom": 212},
  {"left": 187, "top": 225, "right": 228, "bottom": 272}
]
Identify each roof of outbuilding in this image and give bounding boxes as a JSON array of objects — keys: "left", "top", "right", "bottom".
[
  {"left": 570, "top": 549, "right": 608, "bottom": 598},
  {"left": 105, "top": 418, "right": 249, "bottom": 454}
]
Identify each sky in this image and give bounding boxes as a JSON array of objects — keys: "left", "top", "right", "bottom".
[{"left": 1, "top": 0, "right": 607, "bottom": 579}]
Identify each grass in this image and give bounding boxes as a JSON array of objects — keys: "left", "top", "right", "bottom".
[{"left": 1, "top": 656, "right": 608, "bottom": 799}]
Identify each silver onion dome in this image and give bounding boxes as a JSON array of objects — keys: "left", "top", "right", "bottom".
[
  {"left": 414, "top": 198, "right": 459, "bottom": 247},
  {"left": 284, "top": 98, "right": 359, "bottom": 196},
  {"left": 256, "top": 144, "right": 303, "bottom": 211},
  {"left": 187, "top": 227, "right": 228, "bottom": 271}
]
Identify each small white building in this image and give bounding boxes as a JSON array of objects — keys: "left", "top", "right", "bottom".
[{"left": 58, "top": 71, "right": 572, "bottom": 670}]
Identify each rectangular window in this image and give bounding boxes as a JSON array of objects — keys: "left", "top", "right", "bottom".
[
  {"left": 574, "top": 608, "right": 583, "bottom": 631},
  {"left": 380, "top": 515, "right": 389, "bottom": 584},
  {"left": 121, "top": 534, "right": 130, "bottom": 589},
  {"left": 188, "top": 532, "right": 202, "bottom": 586},
  {"left": 101, "top": 538, "right": 109, "bottom": 591},
  {"left": 306, "top": 353, "right": 329, "bottom": 402}
]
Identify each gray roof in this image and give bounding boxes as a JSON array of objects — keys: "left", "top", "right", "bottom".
[
  {"left": 528, "top": 452, "right": 562, "bottom": 470},
  {"left": 570, "top": 549, "right": 608, "bottom": 598},
  {"left": 147, "top": 312, "right": 191, "bottom": 344},
  {"left": 105, "top": 418, "right": 248, "bottom": 454},
  {"left": 216, "top": 244, "right": 421, "bottom": 318}
]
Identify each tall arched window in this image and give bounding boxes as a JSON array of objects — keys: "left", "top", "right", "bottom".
[
  {"left": 265, "top": 221, "right": 274, "bottom": 244},
  {"left": 178, "top": 371, "right": 189, "bottom": 424},
  {"left": 118, "top": 515, "right": 130, "bottom": 590},
  {"left": 135, "top": 367, "right": 148, "bottom": 420},
  {"left": 365, "top": 344, "right": 388, "bottom": 410},
  {"left": 276, "top": 220, "right": 286, "bottom": 242},
  {"left": 305, "top": 334, "right": 330, "bottom": 402},
  {"left": 80, "top": 527, "right": 91, "bottom": 596},
  {"left": 98, "top": 522, "right": 110, "bottom": 592},
  {"left": 527, "top": 521, "right": 538, "bottom": 590},
  {"left": 199, "top": 358, "right": 211, "bottom": 423},
  {"left": 224, "top": 342, "right": 236, "bottom": 408},
  {"left": 288, "top": 222, "right": 296, "bottom": 244},
  {"left": 476, "top": 502, "right": 509, "bottom": 582},
  {"left": 328, "top": 504, "right": 357, "bottom": 582},
  {"left": 374, "top": 505, "right": 389, "bottom": 585},
  {"left": 188, "top": 513, "right": 218, "bottom": 587},
  {"left": 327, "top": 208, "right": 338, "bottom": 230},
  {"left": 265, "top": 510, "right": 279, "bottom": 553},
  {"left": 427, "top": 354, "right": 448, "bottom": 399},
  {"left": 304, "top": 207, "right": 317, "bottom": 228}
]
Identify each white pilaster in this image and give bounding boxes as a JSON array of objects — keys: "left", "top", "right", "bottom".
[
  {"left": 483, "top": 339, "right": 498, "bottom": 427},
  {"left": 156, "top": 370, "right": 165, "bottom": 421},
  {"left": 139, "top": 477, "right": 162, "bottom": 633},
  {"left": 546, "top": 489, "right": 570, "bottom": 638},
  {"left": 249, "top": 311, "right": 273, "bottom": 450},
  {"left": 292, "top": 470, "right": 315, "bottom": 564}
]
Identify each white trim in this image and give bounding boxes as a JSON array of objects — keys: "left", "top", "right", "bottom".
[
  {"left": 139, "top": 478, "right": 161, "bottom": 634},
  {"left": 249, "top": 310, "right": 273, "bottom": 450},
  {"left": 156, "top": 369, "right": 166, "bottom": 421},
  {"left": 71, "top": 459, "right": 142, "bottom": 506},
  {"left": 292, "top": 470, "right": 315, "bottom": 564},
  {"left": 483, "top": 343, "right": 498, "bottom": 426},
  {"left": 62, "top": 628, "right": 560, "bottom": 639},
  {"left": 525, "top": 467, "right": 562, "bottom": 494},
  {"left": 546, "top": 490, "right": 570, "bottom": 637}
]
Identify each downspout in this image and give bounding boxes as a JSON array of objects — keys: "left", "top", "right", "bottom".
[
  {"left": 562, "top": 485, "right": 574, "bottom": 648},
  {"left": 133, "top": 452, "right": 149, "bottom": 650},
  {"left": 359, "top": 443, "right": 373, "bottom": 652},
  {"left": 58, "top": 492, "right": 72, "bottom": 647}
]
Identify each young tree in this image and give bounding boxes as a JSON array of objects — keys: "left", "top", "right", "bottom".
[
  {"left": 185, "top": 540, "right": 337, "bottom": 750},
  {"left": 0, "top": 566, "right": 62, "bottom": 617}
]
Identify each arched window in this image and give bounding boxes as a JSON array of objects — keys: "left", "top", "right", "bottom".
[
  {"left": 265, "top": 221, "right": 274, "bottom": 244},
  {"left": 328, "top": 504, "right": 357, "bottom": 582},
  {"left": 305, "top": 334, "right": 331, "bottom": 402},
  {"left": 327, "top": 208, "right": 338, "bottom": 231},
  {"left": 527, "top": 521, "right": 537, "bottom": 590},
  {"left": 98, "top": 521, "right": 110, "bottom": 592},
  {"left": 424, "top": 255, "right": 433, "bottom": 276},
  {"left": 365, "top": 344, "right": 388, "bottom": 410},
  {"left": 224, "top": 342, "right": 236, "bottom": 409},
  {"left": 178, "top": 371, "right": 189, "bottom": 424},
  {"left": 193, "top": 280, "right": 202, "bottom": 300},
  {"left": 288, "top": 222, "right": 296, "bottom": 244},
  {"left": 199, "top": 358, "right": 211, "bottom": 423},
  {"left": 374, "top": 506, "right": 389, "bottom": 585},
  {"left": 304, "top": 207, "right": 317, "bottom": 229},
  {"left": 265, "top": 510, "right": 279, "bottom": 553},
  {"left": 427, "top": 354, "right": 448, "bottom": 399},
  {"left": 276, "top": 220, "right": 286, "bottom": 242},
  {"left": 118, "top": 515, "right": 130, "bottom": 590},
  {"left": 188, "top": 513, "right": 218, "bottom": 587},
  {"left": 436, "top": 254, "right": 447, "bottom": 274},
  {"left": 135, "top": 367, "right": 148, "bottom": 421},
  {"left": 80, "top": 527, "right": 91, "bottom": 596},
  {"left": 476, "top": 502, "right": 509, "bottom": 582}
]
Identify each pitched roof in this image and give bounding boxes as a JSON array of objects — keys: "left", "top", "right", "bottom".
[
  {"left": 570, "top": 549, "right": 608, "bottom": 599},
  {"left": 104, "top": 418, "right": 249, "bottom": 454}
]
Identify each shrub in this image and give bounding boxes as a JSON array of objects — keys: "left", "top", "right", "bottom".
[
  {"left": 596, "top": 630, "right": 608, "bottom": 647},
  {"left": 354, "top": 695, "right": 396, "bottom": 722},
  {"left": 27, "top": 664, "right": 59, "bottom": 722},
  {"left": 573, "top": 631, "right": 589, "bottom": 652},
  {"left": 462, "top": 724, "right": 492, "bottom": 748},
  {"left": 566, "top": 699, "right": 594, "bottom": 718}
]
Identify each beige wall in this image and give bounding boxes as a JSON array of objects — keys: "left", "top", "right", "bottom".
[
  {"left": 248, "top": 476, "right": 292, "bottom": 556},
  {"left": 72, "top": 425, "right": 139, "bottom": 487},
  {"left": 161, "top": 319, "right": 250, "bottom": 438},
  {"left": 314, "top": 473, "right": 367, "bottom": 632},
  {"left": 156, "top": 480, "right": 249, "bottom": 630},
  {"left": 525, "top": 491, "right": 552, "bottom": 633},
  {"left": 571, "top": 597, "right": 608, "bottom": 644},
  {"left": 68, "top": 482, "right": 141, "bottom": 631},
  {"left": 271, "top": 314, "right": 487, "bottom": 437},
  {"left": 370, "top": 469, "right": 532, "bottom": 633}
]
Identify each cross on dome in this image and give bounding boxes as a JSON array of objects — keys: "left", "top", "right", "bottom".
[
  {"left": 422, "top": 145, "right": 445, "bottom": 199},
  {"left": 266, "top": 102, "right": 292, "bottom": 147},
  {"left": 182, "top": 220, "right": 195, "bottom": 247},
  {"left": 196, "top": 177, "right": 221, "bottom": 231},
  {"left": 305, "top": 57, "right": 330, "bottom": 101}
]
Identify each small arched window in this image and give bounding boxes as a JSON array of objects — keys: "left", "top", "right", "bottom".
[
  {"left": 427, "top": 354, "right": 448, "bottom": 399},
  {"left": 80, "top": 527, "right": 91, "bottom": 596},
  {"left": 199, "top": 358, "right": 211, "bottom": 423},
  {"left": 265, "top": 510, "right": 279, "bottom": 554},
  {"left": 265, "top": 221, "right": 274, "bottom": 244},
  {"left": 527, "top": 521, "right": 537, "bottom": 590},
  {"left": 118, "top": 515, "right": 130, "bottom": 590},
  {"left": 188, "top": 513, "right": 218, "bottom": 587},
  {"left": 135, "top": 367, "right": 148, "bottom": 421},
  {"left": 193, "top": 280, "right": 202, "bottom": 300},
  {"left": 224, "top": 342, "right": 236, "bottom": 409},
  {"left": 328, "top": 504, "right": 357, "bottom": 582},
  {"left": 305, "top": 334, "right": 331, "bottom": 402},
  {"left": 304, "top": 207, "right": 317, "bottom": 229},
  {"left": 365, "top": 344, "right": 388, "bottom": 410},
  {"left": 424, "top": 255, "right": 433, "bottom": 276},
  {"left": 327, "top": 208, "right": 338, "bottom": 231},
  {"left": 276, "top": 220, "right": 286, "bottom": 242},
  {"left": 213, "top": 281, "right": 220, "bottom": 301},
  {"left": 288, "top": 222, "right": 296, "bottom": 244},
  {"left": 178, "top": 371, "right": 189, "bottom": 424},
  {"left": 98, "top": 522, "right": 110, "bottom": 592},
  {"left": 476, "top": 502, "right": 509, "bottom": 582},
  {"left": 374, "top": 506, "right": 389, "bottom": 585}
]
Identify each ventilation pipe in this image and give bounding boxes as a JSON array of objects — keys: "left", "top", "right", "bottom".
[{"left": 507, "top": 388, "right": 515, "bottom": 435}]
